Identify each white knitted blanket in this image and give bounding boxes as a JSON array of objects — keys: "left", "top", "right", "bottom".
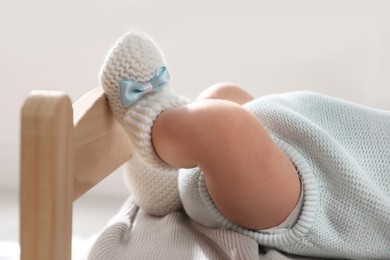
[{"left": 88, "top": 196, "right": 312, "bottom": 260}]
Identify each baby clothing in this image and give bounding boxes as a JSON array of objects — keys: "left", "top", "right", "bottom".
[
  {"left": 260, "top": 184, "right": 303, "bottom": 234},
  {"left": 179, "top": 91, "right": 390, "bottom": 259}
]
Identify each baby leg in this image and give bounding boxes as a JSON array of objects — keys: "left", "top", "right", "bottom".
[{"left": 152, "top": 96, "right": 301, "bottom": 229}]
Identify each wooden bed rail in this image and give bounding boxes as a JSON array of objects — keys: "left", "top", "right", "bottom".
[
  {"left": 20, "top": 87, "right": 132, "bottom": 260},
  {"left": 21, "top": 91, "right": 73, "bottom": 260},
  {"left": 72, "top": 87, "right": 132, "bottom": 199}
]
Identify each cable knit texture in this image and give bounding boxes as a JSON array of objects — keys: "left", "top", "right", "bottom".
[
  {"left": 100, "top": 31, "right": 189, "bottom": 216},
  {"left": 180, "top": 91, "right": 390, "bottom": 259}
]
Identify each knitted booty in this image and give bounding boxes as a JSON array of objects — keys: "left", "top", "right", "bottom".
[{"left": 100, "top": 31, "right": 189, "bottom": 216}]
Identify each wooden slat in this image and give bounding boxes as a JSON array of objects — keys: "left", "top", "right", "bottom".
[
  {"left": 72, "top": 87, "right": 132, "bottom": 200},
  {"left": 20, "top": 91, "right": 73, "bottom": 260},
  {"left": 20, "top": 87, "right": 133, "bottom": 260}
]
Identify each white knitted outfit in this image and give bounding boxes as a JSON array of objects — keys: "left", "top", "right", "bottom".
[
  {"left": 100, "top": 31, "right": 189, "bottom": 216},
  {"left": 179, "top": 92, "right": 390, "bottom": 259}
]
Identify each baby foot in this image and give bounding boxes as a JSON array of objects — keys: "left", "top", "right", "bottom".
[
  {"left": 100, "top": 31, "right": 171, "bottom": 124},
  {"left": 100, "top": 31, "right": 189, "bottom": 216}
]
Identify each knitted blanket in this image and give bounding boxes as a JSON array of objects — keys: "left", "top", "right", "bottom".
[{"left": 88, "top": 196, "right": 312, "bottom": 260}]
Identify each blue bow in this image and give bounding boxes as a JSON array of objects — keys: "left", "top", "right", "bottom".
[{"left": 119, "top": 66, "right": 170, "bottom": 107}]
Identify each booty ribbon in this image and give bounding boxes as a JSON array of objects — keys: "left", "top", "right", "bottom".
[{"left": 119, "top": 66, "right": 170, "bottom": 107}]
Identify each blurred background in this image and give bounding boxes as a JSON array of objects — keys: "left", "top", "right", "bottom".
[{"left": 1, "top": 0, "right": 390, "bottom": 253}]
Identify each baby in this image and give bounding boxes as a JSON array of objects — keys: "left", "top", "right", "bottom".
[{"left": 99, "top": 31, "right": 390, "bottom": 259}]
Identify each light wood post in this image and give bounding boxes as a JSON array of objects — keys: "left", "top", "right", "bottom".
[{"left": 20, "top": 91, "right": 73, "bottom": 260}]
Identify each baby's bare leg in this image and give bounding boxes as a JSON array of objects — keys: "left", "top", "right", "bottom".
[{"left": 152, "top": 86, "right": 300, "bottom": 230}]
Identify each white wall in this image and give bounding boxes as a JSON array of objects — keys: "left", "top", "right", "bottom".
[{"left": 1, "top": 0, "right": 390, "bottom": 197}]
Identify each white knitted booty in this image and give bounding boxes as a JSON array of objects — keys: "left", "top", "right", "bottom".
[{"left": 100, "top": 31, "right": 189, "bottom": 216}]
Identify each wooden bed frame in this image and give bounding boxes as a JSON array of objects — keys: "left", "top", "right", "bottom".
[{"left": 20, "top": 87, "right": 132, "bottom": 260}]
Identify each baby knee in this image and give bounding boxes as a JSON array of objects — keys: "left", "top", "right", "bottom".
[
  {"left": 197, "top": 82, "right": 240, "bottom": 99},
  {"left": 197, "top": 83, "right": 254, "bottom": 104}
]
